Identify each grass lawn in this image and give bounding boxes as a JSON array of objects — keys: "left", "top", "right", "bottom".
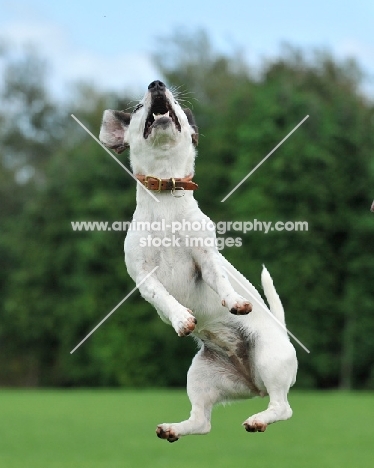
[{"left": 0, "top": 389, "right": 372, "bottom": 468}]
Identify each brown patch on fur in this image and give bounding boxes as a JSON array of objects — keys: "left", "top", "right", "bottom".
[
  {"left": 200, "top": 328, "right": 260, "bottom": 395},
  {"left": 192, "top": 260, "right": 202, "bottom": 281}
]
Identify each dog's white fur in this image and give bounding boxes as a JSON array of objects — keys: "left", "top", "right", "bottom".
[{"left": 100, "top": 81, "right": 297, "bottom": 442}]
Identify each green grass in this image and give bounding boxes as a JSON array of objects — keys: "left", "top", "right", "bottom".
[{"left": 0, "top": 390, "right": 372, "bottom": 468}]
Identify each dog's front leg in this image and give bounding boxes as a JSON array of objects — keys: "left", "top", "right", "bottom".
[
  {"left": 129, "top": 266, "right": 197, "bottom": 336},
  {"left": 193, "top": 248, "right": 252, "bottom": 315}
]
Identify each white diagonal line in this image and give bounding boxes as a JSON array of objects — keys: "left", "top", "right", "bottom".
[
  {"left": 223, "top": 267, "right": 310, "bottom": 353},
  {"left": 71, "top": 114, "right": 159, "bottom": 203},
  {"left": 70, "top": 266, "right": 159, "bottom": 354},
  {"left": 221, "top": 115, "right": 309, "bottom": 202}
]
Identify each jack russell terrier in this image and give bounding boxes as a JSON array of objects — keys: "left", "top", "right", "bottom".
[{"left": 99, "top": 80, "right": 297, "bottom": 442}]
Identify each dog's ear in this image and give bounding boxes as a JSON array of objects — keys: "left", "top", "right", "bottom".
[
  {"left": 99, "top": 110, "right": 131, "bottom": 154},
  {"left": 183, "top": 108, "right": 199, "bottom": 147}
]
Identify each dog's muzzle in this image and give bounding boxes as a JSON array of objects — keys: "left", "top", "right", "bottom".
[{"left": 143, "top": 81, "right": 181, "bottom": 138}]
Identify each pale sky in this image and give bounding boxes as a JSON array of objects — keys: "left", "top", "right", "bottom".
[{"left": 1, "top": 0, "right": 374, "bottom": 98}]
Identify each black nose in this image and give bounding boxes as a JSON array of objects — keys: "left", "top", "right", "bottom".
[{"left": 148, "top": 80, "right": 166, "bottom": 92}]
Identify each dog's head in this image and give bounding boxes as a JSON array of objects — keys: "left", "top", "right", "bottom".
[{"left": 99, "top": 81, "right": 198, "bottom": 174}]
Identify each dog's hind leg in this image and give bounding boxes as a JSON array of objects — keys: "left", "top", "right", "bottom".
[
  {"left": 156, "top": 348, "right": 246, "bottom": 442},
  {"left": 243, "top": 387, "right": 293, "bottom": 433},
  {"left": 156, "top": 350, "right": 216, "bottom": 442},
  {"left": 243, "top": 344, "right": 297, "bottom": 432}
]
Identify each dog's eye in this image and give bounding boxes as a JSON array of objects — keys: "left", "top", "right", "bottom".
[{"left": 133, "top": 104, "right": 144, "bottom": 113}]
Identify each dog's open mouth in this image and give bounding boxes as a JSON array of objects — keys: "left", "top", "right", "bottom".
[{"left": 144, "top": 95, "right": 181, "bottom": 139}]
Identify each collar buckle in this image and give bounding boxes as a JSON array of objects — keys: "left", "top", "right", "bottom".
[{"left": 144, "top": 175, "right": 162, "bottom": 192}]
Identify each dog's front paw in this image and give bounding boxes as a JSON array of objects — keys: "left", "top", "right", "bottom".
[
  {"left": 222, "top": 294, "right": 252, "bottom": 315},
  {"left": 172, "top": 309, "right": 197, "bottom": 336},
  {"left": 156, "top": 424, "right": 180, "bottom": 443}
]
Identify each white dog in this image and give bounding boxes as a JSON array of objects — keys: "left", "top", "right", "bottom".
[{"left": 99, "top": 80, "right": 297, "bottom": 442}]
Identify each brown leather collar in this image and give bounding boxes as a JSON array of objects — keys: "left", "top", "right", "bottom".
[{"left": 136, "top": 174, "right": 198, "bottom": 192}]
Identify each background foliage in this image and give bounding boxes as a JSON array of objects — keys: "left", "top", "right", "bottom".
[{"left": 0, "top": 32, "right": 373, "bottom": 389}]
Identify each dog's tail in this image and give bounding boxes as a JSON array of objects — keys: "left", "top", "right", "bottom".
[
  {"left": 261, "top": 265, "right": 286, "bottom": 326},
  {"left": 218, "top": 254, "right": 286, "bottom": 328}
]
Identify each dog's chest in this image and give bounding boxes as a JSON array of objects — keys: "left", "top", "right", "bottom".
[
  {"left": 152, "top": 243, "right": 201, "bottom": 302},
  {"left": 127, "top": 196, "right": 218, "bottom": 309}
]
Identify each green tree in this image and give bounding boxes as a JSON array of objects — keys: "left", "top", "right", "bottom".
[
  {"left": 218, "top": 49, "right": 374, "bottom": 389},
  {"left": 1, "top": 35, "right": 373, "bottom": 389},
  {"left": 156, "top": 36, "right": 374, "bottom": 389},
  {"left": 0, "top": 58, "right": 196, "bottom": 385},
  {"left": 0, "top": 45, "right": 64, "bottom": 384}
]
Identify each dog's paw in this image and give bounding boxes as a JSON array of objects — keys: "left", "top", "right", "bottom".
[
  {"left": 243, "top": 418, "right": 267, "bottom": 433},
  {"left": 172, "top": 309, "right": 197, "bottom": 336},
  {"left": 156, "top": 424, "right": 180, "bottom": 443},
  {"left": 221, "top": 294, "right": 252, "bottom": 315}
]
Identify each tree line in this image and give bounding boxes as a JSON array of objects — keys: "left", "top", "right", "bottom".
[{"left": 0, "top": 32, "right": 373, "bottom": 389}]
